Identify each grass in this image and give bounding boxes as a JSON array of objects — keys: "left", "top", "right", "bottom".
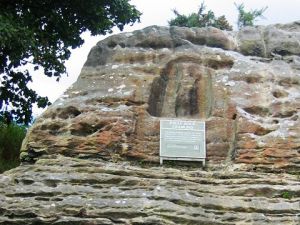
[{"left": 0, "top": 121, "right": 27, "bottom": 173}]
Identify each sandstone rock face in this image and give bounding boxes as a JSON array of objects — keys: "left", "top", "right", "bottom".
[
  {"left": 0, "top": 156, "right": 299, "bottom": 224},
  {"left": 1, "top": 23, "right": 300, "bottom": 225},
  {"left": 238, "top": 21, "right": 300, "bottom": 57},
  {"left": 20, "top": 23, "right": 300, "bottom": 171}
]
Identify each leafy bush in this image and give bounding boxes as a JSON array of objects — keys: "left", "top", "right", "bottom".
[
  {"left": 235, "top": 3, "right": 268, "bottom": 29},
  {"left": 0, "top": 120, "right": 27, "bottom": 173},
  {"left": 169, "top": 2, "right": 268, "bottom": 31},
  {"left": 169, "top": 2, "right": 233, "bottom": 31}
]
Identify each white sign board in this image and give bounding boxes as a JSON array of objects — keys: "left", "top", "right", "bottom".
[{"left": 160, "top": 119, "right": 206, "bottom": 166}]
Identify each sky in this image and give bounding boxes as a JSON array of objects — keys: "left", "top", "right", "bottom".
[{"left": 30, "top": 0, "right": 300, "bottom": 115}]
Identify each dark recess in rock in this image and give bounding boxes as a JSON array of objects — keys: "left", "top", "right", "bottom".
[{"left": 57, "top": 106, "right": 81, "bottom": 119}]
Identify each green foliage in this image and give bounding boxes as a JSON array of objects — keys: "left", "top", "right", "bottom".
[
  {"left": 0, "top": 118, "right": 27, "bottom": 173},
  {"left": 235, "top": 3, "right": 268, "bottom": 29},
  {"left": 169, "top": 2, "right": 232, "bottom": 31},
  {"left": 281, "top": 191, "right": 294, "bottom": 199},
  {"left": 0, "top": 0, "right": 141, "bottom": 124}
]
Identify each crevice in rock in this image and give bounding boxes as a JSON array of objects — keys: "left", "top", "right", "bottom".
[
  {"left": 272, "top": 110, "right": 297, "bottom": 118},
  {"left": 34, "top": 197, "right": 50, "bottom": 201},
  {"left": 227, "top": 114, "right": 238, "bottom": 162},
  {"left": 6, "top": 191, "right": 61, "bottom": 198},
  {"left": 124, "top": 100, "right": 146, "bottom": 106},
  {"left": 189, "top": 84, "right": 199, "bottom": 115},
  {"left": 197, "top": 73, "right": 214, "bottom": 119},
  {"left": 7, "top": 212, "right": 38, "bottom": 219},
  {"left": 259, "top": 27, "right": 268, "bottom": 57}
]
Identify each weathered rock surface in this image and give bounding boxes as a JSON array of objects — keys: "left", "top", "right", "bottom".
[
  {"left": 1, "top": 22, "right": 300, "bottom": 224},
  {"left": 21, "top": 22, "right": 300, "bottom": 171},
  {"left": 0, "top": 156, "right": 299, "bottom": 224}
]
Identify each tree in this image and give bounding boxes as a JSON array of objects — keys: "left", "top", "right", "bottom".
[
  {"left": 0, "top": 0, "right": 141, "bottom": 124},
  {"left": 235, "top": 3, "right": 267, "bottom": 29},
  {"left": 169, "top": 2, "right": 232, "bottom": 31},
  {"left": 0, "top": 116, "right": 26, "bottom": 172}
]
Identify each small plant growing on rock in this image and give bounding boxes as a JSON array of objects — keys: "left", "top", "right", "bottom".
[
  {"left": 235, "top": 3, "right": 268, "bottom": 29},
  {"left": 281, "top": 191, "right": 293, "bottom": 199}
]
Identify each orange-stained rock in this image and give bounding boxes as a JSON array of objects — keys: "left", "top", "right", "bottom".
[{"left": 263, "top": 148, "right": 299, "bottom": 158}]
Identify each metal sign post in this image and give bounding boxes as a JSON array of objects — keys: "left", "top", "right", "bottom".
[{"left": 160, "top": 119, "right": 206, "bottom": 166}]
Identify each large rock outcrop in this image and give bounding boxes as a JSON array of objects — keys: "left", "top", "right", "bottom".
[
  {"left": 1, "top": 22, "right": 300, "bottom": 225},
  {"left": 20, "top": 22, "right": 300, "bottom": 172}
]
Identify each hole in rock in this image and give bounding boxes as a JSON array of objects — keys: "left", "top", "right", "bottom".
[
  {"left": 57, "top": 106, "right": 81, "bottom": 119},
  {"left": 107, "top": 41, "right": 117, "bottom": 48},
  {"left": 254, "top": 127, "right": 273, "bottom": 136},
  {"left": 243, "top": 106, "right": 270, "bottom": 117},
  {"left": 44, "top": 179, "right": 58, "bottom": 188},
  {"left": 39, "top": 121, "right": 66, "bottom": 136},
  {"left": 272, "top": 90, "right": 288, "bottom": 98},
  {"left": 205, "top": 58, "right": 234, "bottom": 70},
  {"left": 70, "top": 121, "right": 109, "bottom": 136},
  {"left": 21, "top": 179, "right": 35, "bottom": 185},
  {"left": 273, "top": 49, "right": 290, "bottom": 56},
  {"left": 232, "top": 113, "right": 237, "bottom": 120},
  {"left": 245, "top": 76, "right": 261, "bottom": 83}
]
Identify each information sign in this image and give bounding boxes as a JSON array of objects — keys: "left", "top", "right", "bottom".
[{"left": 160, "top": 119, "right": 206, "bottom": 166}]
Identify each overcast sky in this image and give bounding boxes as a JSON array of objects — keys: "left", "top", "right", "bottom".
[{"left": 30, "top": 0, "right": 300, "bottom": 115}]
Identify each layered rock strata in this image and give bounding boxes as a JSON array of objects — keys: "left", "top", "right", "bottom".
[
  {"left": 20, "top": 23, "right": 300, "bottom": 171},
  {"left": 0, "top": 156, "right": 299, "bottom": 224}
]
